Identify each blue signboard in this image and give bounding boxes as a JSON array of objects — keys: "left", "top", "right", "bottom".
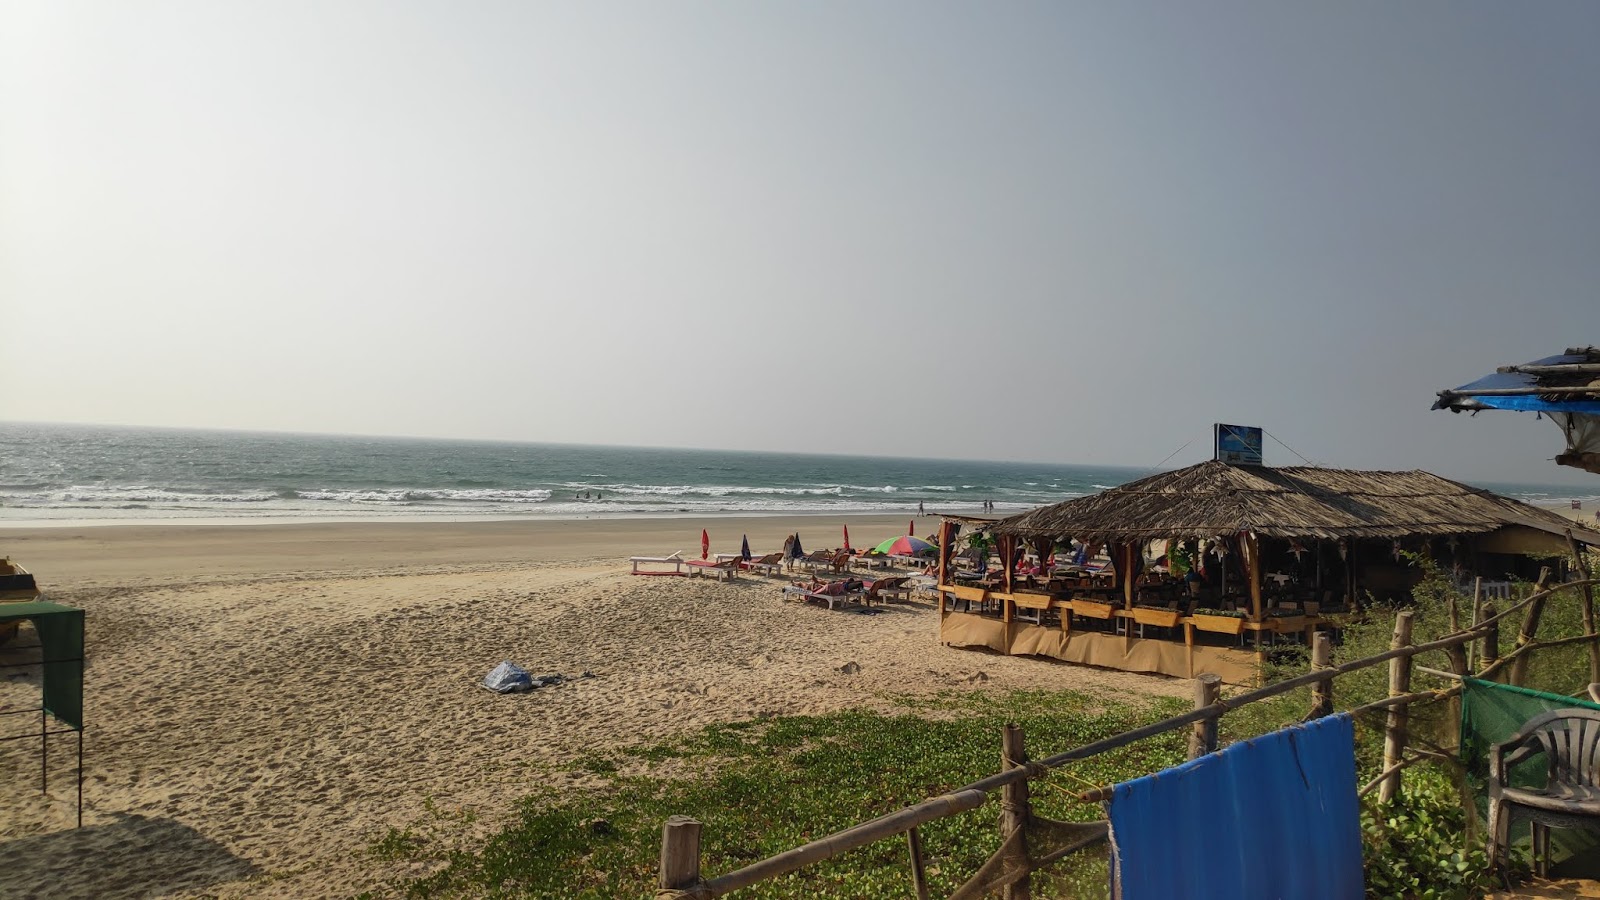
[{"left": 1215, "top": 424, "right": 1264, "bottom": 466}]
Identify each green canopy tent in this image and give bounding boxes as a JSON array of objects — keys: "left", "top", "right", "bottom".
[{"left": 1, "top": 601, "right": 85, "bottom": 827}]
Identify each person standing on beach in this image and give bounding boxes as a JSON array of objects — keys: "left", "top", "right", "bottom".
[
  {"left": 918, "top": 500, "right": 925, "bottom": 516},
  {"left": 782, "top": 533, "right": 795, "bottom": 572}
]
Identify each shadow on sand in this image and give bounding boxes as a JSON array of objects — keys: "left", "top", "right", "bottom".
[{"left": 0, "top": 813, "right": 259, "bottom": 900}]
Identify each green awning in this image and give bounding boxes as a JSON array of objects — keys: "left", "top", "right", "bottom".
[{"left": 1, "top": 601, "right": 84, "bottom": 729}]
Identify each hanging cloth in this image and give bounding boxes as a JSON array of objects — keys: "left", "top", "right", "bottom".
[{"left": 1106, "top": 714, "right": 1362, "bottom": 899}]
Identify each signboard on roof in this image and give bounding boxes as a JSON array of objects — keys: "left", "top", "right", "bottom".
[{"left": 1214, "top": 424, "right": 1264, "bottom": 466}]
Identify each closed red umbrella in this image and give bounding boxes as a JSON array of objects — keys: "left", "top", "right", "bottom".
[
  {"left": 843, "top": 524, "right": 851, "bottom": 551},
  {"left": 909, "top": 519, "right": 915, "bottom": 539},
  {"left": 701, "top": 529, "right": 709, "bottom": 560}
]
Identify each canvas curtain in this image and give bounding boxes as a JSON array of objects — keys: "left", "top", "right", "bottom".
[
  {"left": 1105, "top": 714, "right": 1362, "bottom": 900},
  {"left": 0, "top": 602, "right": 84, "bottom": 729}
]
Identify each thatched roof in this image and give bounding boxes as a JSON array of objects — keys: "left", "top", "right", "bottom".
[{"left": 994, "top": 460, "right": 1600, "bottom": 546}]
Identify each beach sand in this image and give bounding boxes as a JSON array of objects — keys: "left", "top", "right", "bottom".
[{"left": 0, "top": 516, "right": 1183, "bottom": 899}]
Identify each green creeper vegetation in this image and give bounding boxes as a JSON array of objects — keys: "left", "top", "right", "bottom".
[{"left": 364, "top": 690, "right": 1186, "bottom": 899}]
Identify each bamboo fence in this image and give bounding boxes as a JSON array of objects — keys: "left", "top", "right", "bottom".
[{"left": 656, "top": 575, "right": 1600, "bottom": 899}]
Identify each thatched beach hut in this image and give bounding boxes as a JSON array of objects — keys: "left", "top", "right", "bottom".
[{"left": 934, "top": 460, "right": 1600, "bottom": 684}]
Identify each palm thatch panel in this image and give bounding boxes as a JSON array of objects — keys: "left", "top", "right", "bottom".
[{"left": 994, "top": 460, "right": 1600, "bottom": 545}]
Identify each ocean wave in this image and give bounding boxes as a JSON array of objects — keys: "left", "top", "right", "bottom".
[
  {"left": 45, "top": 485, "right": 279, "bottom": 504},
  {"left": 296, "top": 488, "right": 553, "bottom": 504},
  {"left": 560, "top": 482, "right": 941, "bottom": 498}
]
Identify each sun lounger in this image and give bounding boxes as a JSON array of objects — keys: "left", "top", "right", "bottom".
[
  {"left": 630, "top": 552, "right": 686, "bottom": 575},
  {"left": 743, "top": 552, "right": 785, "bottom": 577},
  {"left": 798, "top": 550, "right": 839, "bottom": 575},
  {"left": 851, "top": 552, "right": 893, "bottom": 571},
  {"left": 865, "top": 576, "right": 913, "bottom": 604},
  {"left": 684, "top": 556, "right": 741, "bottom": 581},
  {"left": 782, "top": 581, "right": 867, "bottom": 610}
]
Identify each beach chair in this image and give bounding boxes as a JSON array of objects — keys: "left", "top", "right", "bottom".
[
  {"left": 852, "top": 551, "right": 892, "bottom": 571},
  {"left": 798, "top": 550, "right": 836, "bottom": 575},
  {"left": 864, "top": 576, "right": 913, "bottom": 604},
  {"left": 782, "top": 580, "right": 866, "bottom": 610},
  {"left": 743, "top": 552, "right": 785, "bottom": 577},
  {"left": 630, "top": 552, "right": 686, "bottom": 576},
  {"left": 684, "top": 556, "right": 741, "bottom": 581},
  {"left": 1488, "top": 708, "right": 1600, "bottom": 876}
]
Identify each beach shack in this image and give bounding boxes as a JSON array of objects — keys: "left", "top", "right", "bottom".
[{"left": 934, "top": 460, "right": 1600, "bottom": 684}]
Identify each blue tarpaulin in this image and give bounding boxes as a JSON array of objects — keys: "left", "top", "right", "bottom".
[
  {"left": 1106, "top": 713, "right": 1362, "bottom": 900},
  {"left": 1435, "top": 352, "right": 1600, "bottom": 414}
]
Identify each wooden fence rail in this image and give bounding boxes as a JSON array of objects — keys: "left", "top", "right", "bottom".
[{"left": 657, "top": 577, "right": 1600, "bottom": 899}]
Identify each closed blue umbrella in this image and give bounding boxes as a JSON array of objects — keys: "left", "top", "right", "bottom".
[{"left": 741, "top": 534, "right": 752, "bottom": 561}]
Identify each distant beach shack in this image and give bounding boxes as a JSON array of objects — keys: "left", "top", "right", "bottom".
[{"left": 933, "top": 460, "right": 1600, "bottom": 685}]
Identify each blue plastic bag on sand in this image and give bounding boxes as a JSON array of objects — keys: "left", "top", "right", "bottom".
[{"left": 483, "top": 661, "right": 533, "bottom": 693}]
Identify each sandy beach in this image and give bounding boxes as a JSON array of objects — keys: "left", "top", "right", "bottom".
[{"left": 0, "top": 516, "right": 1183, "bottom": 899}]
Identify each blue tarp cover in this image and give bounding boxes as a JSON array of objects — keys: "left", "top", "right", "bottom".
[
  {"left": 1106, "top": 713, "right": 1362, "bottom": 900},
  {"left": 1438, "top": 353, "right": 1600, "bottom": 414}
]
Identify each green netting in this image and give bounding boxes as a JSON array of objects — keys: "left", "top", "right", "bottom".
[
  {"left": 0, "top": 601, "right": 84, "bottom": 729},
  {"left": 1461, "top": 677, "right": 1600, "bottom": 864}
]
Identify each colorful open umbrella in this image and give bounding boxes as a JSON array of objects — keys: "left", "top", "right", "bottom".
[
  {"left": 701, "top": 529, "right": 710, "bottom": 560},
  {"left": 874, "top": 535, "right": 935, "bottom": 556}
]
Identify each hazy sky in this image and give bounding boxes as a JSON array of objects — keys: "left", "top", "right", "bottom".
[{"left": 2, "top": 1, "right": 1596, "bottom": 485}]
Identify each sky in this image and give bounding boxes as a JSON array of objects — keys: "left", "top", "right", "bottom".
[{"left": 2, "top": 1, "right": 1597, "bottom": 486}]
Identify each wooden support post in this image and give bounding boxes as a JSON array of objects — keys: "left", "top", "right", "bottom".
[
  {"left": 1001, "top": 724, "right": 1031, "bottom": 900},
  {"left": 1310, "top": 633, "right": 1334, "bottom": 719},
  {"left": 1378, "top": 611, "right": 1414, "bottom": 804},
  {"left": 1245, "top": 532, "right": 1263, "bottom": 622},
  {"left": 659, "top": 816, "right": 703, "bottom": 893},
  {"left": 1481, "top": 602, "right": 1499, "bottom": 679},
  {"left": 1568, "top": 532, "right": 1600, "bottom": 687},
  {"left": 1347, "top": 540, "right": 1358, "bottom": 611},
  {"left": 1509, "top": 567, "right": 1553, "bottom": 688},
  {"left": 1189, "top": 674, "right": 1222, "bottom": 759}
]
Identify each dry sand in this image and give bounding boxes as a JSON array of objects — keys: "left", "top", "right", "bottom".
[{"left": 0, "top": 516, "right": 1185, "bottom": 899}]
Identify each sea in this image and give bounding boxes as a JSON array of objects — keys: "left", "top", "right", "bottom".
[{"left": 1, "top": 422, "right": 1595, "bottom": 526}]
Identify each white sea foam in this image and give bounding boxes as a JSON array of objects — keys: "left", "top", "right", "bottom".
[{"left": 295, "top": 488, "right": 552, "bottom": 504}]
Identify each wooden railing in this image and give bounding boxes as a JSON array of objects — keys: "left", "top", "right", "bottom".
[{"left": 655, "top": 573, "right": 1600, "bottom": 899}]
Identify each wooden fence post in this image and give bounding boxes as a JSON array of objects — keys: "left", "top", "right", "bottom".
[
  {"left": 1509, "top": 567, "right": 1553, "bottom": 687},
  {"left": 1001, "top": 724, "right": 1031, "bottom": 900},
  {"left": 1480, "top": 602, "right": 1499, "bottom": 679},
  {"left": 659, "top": 816, "right": 703, "bottom": 894},
  {"left": 1468, "top": 578, "right": 1483, "bottom": 671},
  {"left": 907, "top": 827, "right": 931, "bottom": 900},
  {"left": 1569, "top": 533, "right": 1600, "bottom": 687},
  {"left": 1378, "top": 611, "right": 1414, "bottom": 804},
  {"left": 1444, "top": 585, "right": 1469, "bottom": 745},
  {"left": 1310, "top": 633, "right": 1334, "bottom": 719},
  {"left": 1187, "top": 674, "right": 1222, "bottom": 759}
]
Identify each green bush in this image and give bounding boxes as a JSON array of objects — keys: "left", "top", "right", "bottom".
[{"left": 1360, "top": 769, "right": 1497, "bottom": 900}]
